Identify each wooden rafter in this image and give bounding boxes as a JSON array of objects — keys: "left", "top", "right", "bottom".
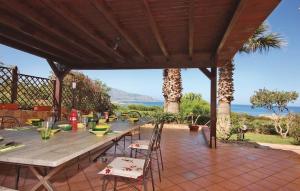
[
  {"left": 91, "top": 0, "right": 148, "bottom": 60},
  {"left": 215, "top": 0, "right": 247, "bottom": 59},
  {"left": 0, "top": 1, "right": 107, "bottom": 62},
  {"left": 42, "top": 0, "right": 126, "bottom": 63},
  {"left": 0, "top": 25, "right": 78, "bottom": 65},
  {"left": 188, "top": 0, "right": 195, "bottom": 59},
  {"left": 0, "top": 34, "right": 74, "bottom": 67},
  {"left": 142, "top": 0, "right": 169, "bottom": 58},
  {"left": 0, "top": 11, "right": 87, "bottom": 63}
]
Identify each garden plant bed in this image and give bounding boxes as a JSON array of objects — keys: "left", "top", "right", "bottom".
[{"left": 229, "top": 132, "right": 297, "bottom": 145}]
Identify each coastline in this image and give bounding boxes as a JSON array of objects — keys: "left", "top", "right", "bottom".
[{"left": 113, "top": 101, "right": 300, "bottom": 116}]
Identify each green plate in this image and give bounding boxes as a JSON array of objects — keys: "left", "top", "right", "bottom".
[{"left": 58, "top": 124, "right": 72, "bottom": 131}]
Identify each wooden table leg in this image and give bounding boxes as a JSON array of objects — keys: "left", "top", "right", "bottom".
[{"left": 29, "top": 164, "right": 65, "bottom": 191}]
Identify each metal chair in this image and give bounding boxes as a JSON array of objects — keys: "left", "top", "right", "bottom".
[
  {"left": 99, "top": 124, "right": 160, "bottom": 191},
  {"left": 129, "top": 123, "right": 164, "bottom": 181},
  {"left": 0, "top": 116, "right": 20, "bottom": 129},
  {"left": 122, "top": 111, "right": 142, "bottom": 147}
]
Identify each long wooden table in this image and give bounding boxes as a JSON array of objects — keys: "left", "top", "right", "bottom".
[{"left": 0, "top": 120, "right": 146, "bottom": 191}]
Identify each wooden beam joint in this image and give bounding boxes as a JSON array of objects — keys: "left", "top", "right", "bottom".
[{"left": 199, "top": 68, "right": 212, "bottom": 79}]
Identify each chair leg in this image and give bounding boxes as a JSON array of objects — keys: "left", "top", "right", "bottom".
[
  {"left": 114, "top": 142, "right": 117, "bottom": 157},
  {"left": 123, "top": 136, "right": 126, "bottom": 149},
  {"left": 159, "top": 147, "right": 164, "bottom": 171},
  {"left": 155, "top": 150, "right": 161, "bottom": 182},
  {"left": 102, "top": 176, "right": 108, "bottom": 191},
  {"left": 138, "top": 126, "right": 141, "bottom": 140},
  {"left": 143, "top": 176, "right": 148, "bottom": 191},
  {"left": 113, "top": 176, "right": 117, "bottom": 191},
  {"left": 77, "top": 157, "right": 80, "bottom": 170},
  {"left": 15, "top": 166, "right": 20, "bottom": 190},
  {"left": 135, "top": 149, "right": 137, "bottom": 158},
  {"left": 150, "top": 163, "right": 155, "bottom": 191}
]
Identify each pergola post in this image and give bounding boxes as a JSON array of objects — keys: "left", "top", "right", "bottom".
[
  {"left": 199, "top": 67, "right": 217, "bottom": 148},
  {"left": 210, "top": 67, "right": 217, "bottom": 148},
  {"left": 47, "top": 60, "right": 70, "bottom": 121},
  {"left": 11, "top": 66, "right": 18, "bottom": 103}
]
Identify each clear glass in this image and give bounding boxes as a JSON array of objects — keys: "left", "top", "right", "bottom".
[{"left": 40, "top": 128, "right": 51, "bottom": 140}]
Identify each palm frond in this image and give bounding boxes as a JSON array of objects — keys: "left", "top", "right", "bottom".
[{"left": 239, "top": 23, "right": 286, "bottom": 54}]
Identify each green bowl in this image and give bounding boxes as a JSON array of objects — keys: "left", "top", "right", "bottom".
[
  {"left": 93, "top": 124, "right": 110, "bottom": 131},
  {"left": 89, "top": 130, "right": 107, "bottom": 137},
  {"left": 98, "top": 119, "right": 107, "bottom": 124},
  {"left": 58, "top": 124, "right": 72, "bottom": 131}
]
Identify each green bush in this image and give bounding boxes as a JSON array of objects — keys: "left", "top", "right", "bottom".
[
  {"left": 290, "top": 114, "right": 300, "bottom": 144},
  {"left": 127, "top": 104, "right": 162, "bottom": 112},
  {"left": 230, "top": 112, "right": 276, "bottom": 135}
]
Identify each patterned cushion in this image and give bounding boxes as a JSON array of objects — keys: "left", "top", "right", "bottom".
[
  {"left": 99, "top": 157, "right": 145, "bottom": 179},
  {"left": 128, "top": 140, "right": 150, "bottom": 150}
]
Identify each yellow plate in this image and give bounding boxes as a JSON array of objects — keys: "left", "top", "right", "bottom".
[
  {"left": 89, "top": 130, "right": 107, "bottom": 136},
  {"left": 77, "top": 123, "right": 85, "bottom": 128}
]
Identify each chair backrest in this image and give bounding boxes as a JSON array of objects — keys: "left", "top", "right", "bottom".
[
  {"left": 0, "top": 116, "right": 21, "bottom": 129},
  {"left": 155, "top": 122, "right": 164, "bottom": 148},
  {"left": 142, "top": 124, "right": 160, "bottom": 174}
]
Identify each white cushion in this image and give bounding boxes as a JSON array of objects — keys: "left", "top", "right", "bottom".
[
  {"left": 128, "top": 140, "right": 150, "bottom": 150},
  {"left": 99, "top": 157, "right": 145, "bottom": 179}
]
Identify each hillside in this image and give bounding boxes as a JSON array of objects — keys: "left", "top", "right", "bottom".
[{"left": 108, "top": 88, "right": 159, "bottom": 102}]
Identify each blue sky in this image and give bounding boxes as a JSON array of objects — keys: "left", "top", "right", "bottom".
[{"left": 0, "top": 1, "right": 299, "bottom": 105}]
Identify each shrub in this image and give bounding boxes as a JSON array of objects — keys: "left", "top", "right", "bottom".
[
  {"left": 127, "top": 104, "right": 162, "bottom": 112},
  {"left": 180, "top": 93, "right": 210, "bottom": 117},
  {"left": 290, "top": 114, "right": 300, "bottom": 144}
]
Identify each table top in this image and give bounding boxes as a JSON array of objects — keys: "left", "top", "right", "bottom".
[{"left": 0, "top": 120, "right": 146, "bottom": 167}]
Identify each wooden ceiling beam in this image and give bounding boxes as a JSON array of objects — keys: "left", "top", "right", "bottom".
[
  {"left": 0, "top": 1, "right": 107, "bottom": 62},
  {"left": 91, "top": 0, "right": 148, "bottom": 60},
  {"left": 142, "top": 0, "right": 169, "bottom": 58},
  {"left": 42, "top": 0, "right": 126, "bottom": 63},
  {"left": 0, "top": 25, "right": 81, "bottom": 64},
  {"left": 188, "top": 0, "right": 195, "bottom": 59},
  {"left": 0, "top": 35, "right": 76, "bottom": 67},
  {"left": 0, "top": 10, "right": 87, "bottom": 63},
  {"left": 70, "top": 52, "right": 211, "bottom": 70},
  {"left": 215, "top": 0, "right": 247, "bottom": 60}
]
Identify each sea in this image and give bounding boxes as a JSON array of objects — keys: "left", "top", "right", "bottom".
[{"left": 119, "top": 101, "right": 300, "bottom": 116}]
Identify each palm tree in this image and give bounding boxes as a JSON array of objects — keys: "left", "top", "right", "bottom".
[
  {"left": 162, "top": 68, "right": 182, "bottom": 113},
  {"left": 217, "top": 23, "right": 285, "bottom": 139}
]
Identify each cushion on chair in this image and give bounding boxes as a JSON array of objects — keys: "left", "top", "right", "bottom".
[
  {"left": 128, "top": 140, "right": 150, "bottom": 150},
  {"left": 99, "top": 157, "right": 145, "bottom": 179}
]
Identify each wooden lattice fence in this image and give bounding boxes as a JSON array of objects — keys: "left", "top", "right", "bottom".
[{"left": 0, "top": 66, "right": 104, "bottom": 111}]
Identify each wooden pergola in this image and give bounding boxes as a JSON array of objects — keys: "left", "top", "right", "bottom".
[{"left": 0, "top": 0, "right": 280, "bottom": 148}]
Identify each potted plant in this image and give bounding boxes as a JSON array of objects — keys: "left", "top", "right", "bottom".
[{"left": 188, "top": 113, "right": 201, "bottom": 131}]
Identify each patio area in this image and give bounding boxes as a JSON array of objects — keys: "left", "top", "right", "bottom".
[{"left": 1, "top": 127, "right": 300, "bottom": 191}]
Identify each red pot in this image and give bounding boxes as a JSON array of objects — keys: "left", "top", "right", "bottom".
[{"left": 189, "top": 125, "right": 199, "bottom": 132}]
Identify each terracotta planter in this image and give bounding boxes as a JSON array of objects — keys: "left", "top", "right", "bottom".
[
  {"left": 0, "top": 103, "right": 19, "bottom": 110},
  {"left": 189, "top": 125, "right": 199, "bottom": 132}
]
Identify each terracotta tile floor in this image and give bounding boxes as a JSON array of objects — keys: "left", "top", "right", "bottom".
[{"left": 1, "top": 127, "right": 300, "bottom": 191}]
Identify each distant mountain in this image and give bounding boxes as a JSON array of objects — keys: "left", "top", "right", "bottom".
[{"left": 108, "top": 88, "right": 160, "bottom": 102}]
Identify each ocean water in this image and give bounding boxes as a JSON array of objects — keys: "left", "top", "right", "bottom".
[{"left": 120, "top": 101, "right": 300, "bottom": 116}]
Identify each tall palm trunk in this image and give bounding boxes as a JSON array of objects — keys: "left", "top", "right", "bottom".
[
  {"left": 162, "top": 68, "right": 182, "bottom": 113},
  {"left": 217, "top": 61, "right": 234, "bottom": 139}
]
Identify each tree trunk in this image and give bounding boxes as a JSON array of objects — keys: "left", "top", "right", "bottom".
[
  {"left": 165, "top": 101, "right": 179, "bottom": 113},
  {"left": 217, "top": 101, "right": 231, "bottom": 139},
  {"left": 162, "top": 68, "right": 182, "bottom": 114},
  {"left": 163, "top": 99, "right": 168, "bottom": 112},
  {"left": 217, "top": 61, "right": 234, "bottom": 139}
]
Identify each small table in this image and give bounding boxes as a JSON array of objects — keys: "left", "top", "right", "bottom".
[{"left": 0, "top": 120, "right": 146, "bottom": 191}]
